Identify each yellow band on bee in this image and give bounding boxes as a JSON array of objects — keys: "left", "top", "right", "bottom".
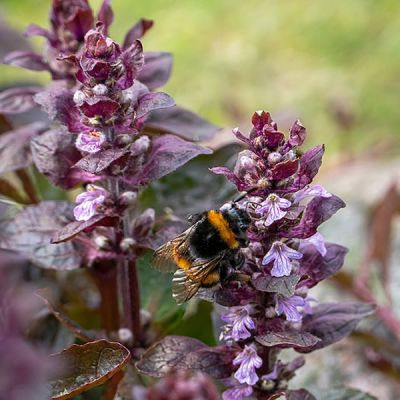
[
  {"left": 173, "top": 246, "right": 191, "bottom": 270},
  {"left": 207, "top": 210, "right": 239, "bottom": 249}
]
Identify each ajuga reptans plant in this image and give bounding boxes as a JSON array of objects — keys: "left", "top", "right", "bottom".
[
  {"left": 0, "top": 1, "right": 374, "bottom": 399},
  {"left": 137, "top": 112, "right": 376, "bottom": 399}
]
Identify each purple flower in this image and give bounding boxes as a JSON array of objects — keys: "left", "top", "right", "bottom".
[
  {"left": 73, "top": 185, "right": 108, "bottom": 221},
  {"left": 300, "top": 232, "right": 327, "bottom": 256},
  {"left": 223, "top": 384, "right": 253, "bottom": 400},
  {"left": 303, "top": 296, "right": 318, "bottom": 315},
  {"left": 221, "top": 305, "right": 255, "bottom": 341},
  {"left": 275, "top": 294, "right": 305, "bottom": 322},
  {"left": 294, "top": 184, "right": 331, "bottom": 202},
  {"left": 261, "top": 361, "right": 282, "bottom": 381},
  {"left": 233, "top": 344, "right": 262, "bottom": 385},
  {"left": 256, "top": 194, "right": 291, "bottom": 226},
  {"left": 75, "top": 130, "right": 106, "bottom": 153},
  {"left": 137, "top": 370, "right": 219, "bottom": 400},
  {"left": 262, "top": 242, "right": 303, "bottom": 277}
]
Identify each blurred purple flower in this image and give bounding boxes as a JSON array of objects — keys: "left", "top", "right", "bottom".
[
  {"left": 256, "top": 193, "right": 291, "bottom": 226},
  {"left": 300, "top": 232, "right": 327, "bottom": 256},
  {"left": 294, "top": 184, "right": 331, "bottom": 202},
  {"left": 275, "top": 294, "right": 305, "bottom": 322},
  {"left": 132, "top": 370, "right": 219, "bottom": 400},
  {"left": 233, "top": 344, "right": 262, "bottom": 385},
  {"left": 303, "top": 296, "right": 318, "bottom": 315},
  {"left": 262, "top": 242, "right": 303, "bottom": 277},
  {"left": 261, "top": 361, "right": 281, "bottom": 381},
  {"left": 75, "top": 130, "right": 106, "bottom": 153},
  {"left": 222, "top": 384, "right": 253, "bottom": 400},
  {"left": 221, "top": 305, "right": 255, "bottom": 341},
  {"left": 73, "top": 185, "right": 108, "bottom": 221}
]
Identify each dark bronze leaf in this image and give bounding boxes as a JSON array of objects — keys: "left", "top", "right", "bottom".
[{"left": 49, "top": 340, "right": 130, "bottom": 400}]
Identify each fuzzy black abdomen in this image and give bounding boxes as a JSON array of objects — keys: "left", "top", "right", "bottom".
[{"left": 189, "top": 218, "right": 229, "bottom": 258}]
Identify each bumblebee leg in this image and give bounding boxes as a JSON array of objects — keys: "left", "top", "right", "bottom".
[
  {"left": 220, "top": 263, "right": 251, "bottom": 286},
  {"left": 187, "top": 213, "right": 204, "bottom": 224},
  {"left": 233, "top": 251, "right": 245, "bottom": 269}
]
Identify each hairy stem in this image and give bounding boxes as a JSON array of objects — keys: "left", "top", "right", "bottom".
[
  {"left": 91, "top": 260, "right": 120, "bottom": 334},
  {"left": 104, "top": 128, "right": 141, "bottom": 346},
  {"left": 127, "top": 256, "right": 142, "bottom": 344},
  {"left": 120, "top": 213, "right": 142, "bottom": 345}
]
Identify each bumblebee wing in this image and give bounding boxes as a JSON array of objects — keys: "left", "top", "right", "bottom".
[
  {"left": 172, "top": 254, "right": 224, "bottom": 304},
  {"left": 172, "top": 269, "right": 201, "bottom": 304},
  {"left": 151, "top": 225, "right": 195, "bottom": 272}
]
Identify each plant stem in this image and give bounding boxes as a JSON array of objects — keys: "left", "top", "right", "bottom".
[
  {"left": 120, "top": 213, "right": 142, "bottom": 345},
  {"left": 105, "top": 128, "right": 141, "bottom": 346},
  {"left": 91, "top": 260, "right": 120, "bottom": 334},
  {"left": 128, "top": 256, "right": 142, "bottom": 344}
]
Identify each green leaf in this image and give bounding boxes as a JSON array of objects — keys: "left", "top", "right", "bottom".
[
  {"left": 169, "top": 301, "right": 217, "bottom": 346},
  {"left": 324, "top": 387, "right": 377, "bottom": 400},
  {"left": 49, "top": 340, "right": 130, "bottom": 400},
  {"left": 137, "top": 251, "right": 184, "bottom": 323}
]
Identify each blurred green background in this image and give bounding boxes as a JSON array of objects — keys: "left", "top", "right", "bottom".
[{"left": 2, "top": 0, "right": 400, "bottom": 157}]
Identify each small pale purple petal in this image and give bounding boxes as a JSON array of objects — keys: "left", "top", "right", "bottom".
[
  {"left": 73, "top": 186, "right": 107, "bottom": 221},
  {"left": 261, "top": 361, "right": 282, "bottom": 381},
  {"left": 256, "top": 194, "right": 291, "bottom": 226},
  {"left": 303, "top": 296, "right": 318, "bottom": 315},
  {"left": 76, "top": 131, "right": 106, "bottom": 153},
  {"left": 262, "top": 242, "right": 303, "bottom": 277},
  {"left": 300, "top": 232, "right": 327, "bottom": 256},
  {"left": 223, "top": 384, "right": 253, "bottom": 400},
  {"left": 275, "top": 295, "right": 305, "bottom": 322},
  {"left": 221, "top": 305, "right": 255, "bottom": 341},
  {"left": 294, "top": 184, "right": 332, "bottom": 202},
  {"left": 233, "top": 344, "right": 262, "bottom": 386}
]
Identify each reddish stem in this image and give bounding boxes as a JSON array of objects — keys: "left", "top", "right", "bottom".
[
  {"left": 91, "top": 260, "right": 120, "bottom": 335},
  {"left": 128, "top": 257, "right": 142, "bottom": 344}
]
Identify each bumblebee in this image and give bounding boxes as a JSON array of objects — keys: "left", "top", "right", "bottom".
[{"left": 151, "top": 203, "right": 251, "bottom": 304}]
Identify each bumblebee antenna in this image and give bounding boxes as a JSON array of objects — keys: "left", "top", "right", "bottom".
[{"left": 232, "top": 187, "right": 259, "bottom": 203}]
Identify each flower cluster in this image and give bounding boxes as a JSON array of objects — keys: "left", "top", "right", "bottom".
[
  {"left": 211, "top": 111, "right": 349, "bottom": 399},
  {"left": 0, "top": 0, "right": 216, "bottom": 362},
  {"left": 56, "top": 21, "right": 174, "bottom": 161}
]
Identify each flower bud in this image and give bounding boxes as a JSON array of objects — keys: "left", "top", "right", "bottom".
[
  {"left": 92, "top": 84, "right": 108, "bottom": 96},
  {"left": 94, "top": 235, "right": 110, "bottom": 250},
  {"left": 267, "top": 151, "right": 282, "bottom": 165},
  {"left": 122, "top": 89, "right": 135, "bottom": 104},
  {"left": 119, "top": 191, "right": 138, "bottom": 206},
  {"left": 131, "top": 135, "right": 150, "bottom": 156},
  {"left": 116, "top": 133, "right": 134, "bottom": 145},
  {"left": 118, "top": 328, "right": 133, "bottom": 345},
  {"left": 120, "top": 237, "right": 135, "bottom": 252},
  {"left": 285, "top": 149, "right": 297, "bottom": 161},
  {"left": 140, "top": 309, "right": 152, "bottom": 326},
  {"left": 257, "top": 177, "right": 270, "bottom": 189},
  {"left": 73, "top": 90, "right": 86, "bottom": 105},
  {"left": 133, "top": 209, "right": 155, "bottom": 237},
  {"left": 260, "top": 380, "right": 275, "bottom": 391},
  {"left": 234, "top": 150, "right": 257, "bottom": 178}
]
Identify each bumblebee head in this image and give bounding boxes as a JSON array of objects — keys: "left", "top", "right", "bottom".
[{"left": 220, "top": 202, "right": 251, "bottom": 234}]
